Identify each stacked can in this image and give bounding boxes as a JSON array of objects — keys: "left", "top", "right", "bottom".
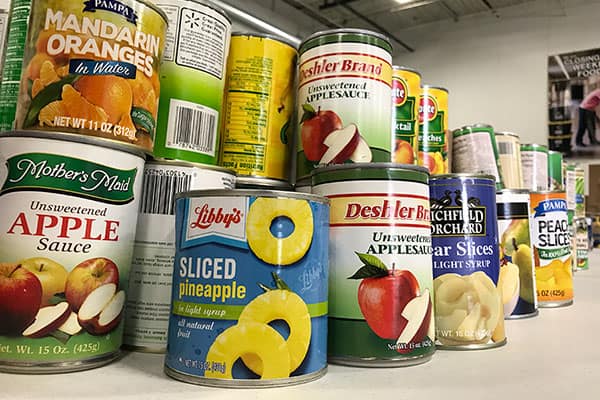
[
  {"left": 563, "top": 163, "right": 578, "bottom": 273},
  {"left": 391, "top": 66, "right": 420, "bottom": 164},
  {"left": 219, "top": 33, "right": 298, "bottom": 190},
  {"left": 295, "top": 29, "right": 394, "bottom": 181},
  {"left": 0, "top": 0, "right": 168, "bottom": 373},
  {"left": 574, "top": 217, "right": 589, "bottom": 271},
  {"left": 418, "top": 85, "right": 450, "bottom": 174},
  {"left": 521, "top": 144, "right": 549, "bottom": 191},
  {"left": 547, "top": 151, "right": 564, "bottom": 190},
  {"left": 495, "top": 131, "right": 524, "bottom": 189},
  {"left": 451, "top": 124, "right": 503, "bottom": 189}
]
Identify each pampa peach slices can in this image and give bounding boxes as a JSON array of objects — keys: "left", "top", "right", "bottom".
[
  {"left": 0, "top": 131, "right": 145, "bottom": 373},
  {"left": 0, "top": 0, "right": 167, "bottom": 152},
  {"left": 165, "top": 190, "right": 329, "bottom": 387}
]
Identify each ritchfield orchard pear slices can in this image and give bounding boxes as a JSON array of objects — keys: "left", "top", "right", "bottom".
[
  {"left": 521, "top": 144, "right": 549, "bottom": 191},
  {"left": 312, "top": 163, "right": 435, "bottom": 366},
  {"left": 418, "top": 85, "right": 449, "bottom": 175},
  {"left": 123, "top": 161, "right": 235, "bottom": 352},
  {"left": 495, "top": 132, "right": 524, "bottom": 189},
  {"left": 575, "top": 217, "right": 589, "bottom": 271},
  {"left": 165, "top": 190, "right": 329, "bottom": 387},
  {"left": 575, "top": 166, "right": 585, "bottom": 217},
  {"left": 529, "top": 191, "right": 573, "bottom": 307},
  {"left": 451, "top": 124, "right": 503, "bottom": 189},
  {"left": 429, "top": 174, "right": 506, "bottom": 350},
  {"left": 153, "top": 0, "right": 231, "bottom": 164},
  {"left": 0, "top": 0, "right": 168, "bottom": 152},
  {"left": 391, "top": 66, "right": 420, "bottom": 165},
  {"left": 220, "top": 33, "right": 297, "bottom": 183},
  {"left": 0, "top": 131, "right": 144, "bottom": 373},
  {"left": 296, "top": 29, "right": 393, "bottom": 180},
  {"left": 496, "top": 189, "right": 538, "bottom": 319},
  {"left": 547, "top": 150, "right": 563, "bottom": 190}
]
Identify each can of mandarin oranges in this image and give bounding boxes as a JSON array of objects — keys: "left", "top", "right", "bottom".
[{"left": 1, "top": 0, "right": 168, "bottom": 152}]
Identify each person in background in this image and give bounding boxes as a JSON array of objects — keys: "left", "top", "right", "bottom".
[{"left": 575, "top": 88, "right": 600, "bottom": 146}]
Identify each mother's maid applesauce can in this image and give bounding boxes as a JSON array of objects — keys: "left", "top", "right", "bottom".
[
  {"left": 430, "top": 174, "right": 506, "bottom": 349},
  {"left": 165, "top": 190, "right": 329, "bottom": 387},
  {"left": 530, "top": 191, "right": 573, "bottom": 307},
  {"left": 296, "top": 29, "right": 393, "bottom": 180},
  {"left": 312, "top": 163, "right": 435, "bottom": 366}
]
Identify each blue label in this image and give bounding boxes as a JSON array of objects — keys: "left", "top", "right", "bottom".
[
  {"left": 533, "top": 199, "right": 567, "bottom": 217},
  {"left": 69, "top": 59, "right": 137, "bottom": 79},
  {"left": 83, "top": 0, "right": 138, "bottom": 24},
  {"left": 165, "top": 195, "right": 329, "bottom": 381}
]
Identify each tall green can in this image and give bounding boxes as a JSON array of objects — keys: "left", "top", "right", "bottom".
[
  {"left": 153, "top": 0, "right": 231, "bottom": 164},
  {"left": 547, "top": 150, "right": 563, "bottom": 190},
  {"left": 575, "top": 166, "right": 585, "bottom": 217}
]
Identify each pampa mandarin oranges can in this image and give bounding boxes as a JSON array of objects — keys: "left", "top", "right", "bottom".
[{"left": 0, "top": 0, "right": 167, "bottom": 152}]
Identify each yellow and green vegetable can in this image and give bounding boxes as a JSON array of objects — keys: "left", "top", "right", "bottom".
[{"left": 0, "top": 0, "right": 168, "bottom": 152}]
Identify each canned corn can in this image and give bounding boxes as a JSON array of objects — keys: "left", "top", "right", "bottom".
[
  {"left": 123, "top": 161, "right": 235, "bottom": 352},
  {"left": 296, "top": 28, "right": 393, "bottom": 179},
  {"left": 0, "top": 131, "right": 145, "bottom": 373},
  {"left": 494, "top": 131, "right": 523, "bottom": 189},
  {"left": 391, "top": 66, "right": 420, "bottom": 164},
  {"left": 153, "top": 0, "right": 231, "bottom": 163},
  {"left": 496, "top": 189, "right": 538, "bottom": 319},
  {"left": 418, "top": 85, "right": 449, "bottom": 175},
  {"left": 219, "top": 33, "right": 297, "bottom": 183},
  {"left": 521, "top": 144, "right": 548, "bottom": 191},
  {"left": 529, "top": 191, "right": 573, "bottom": 307},
  {"left": 312, "top": 163, "right": 434, "bottom": 366},
  {"left": 451, "top": 124, "right": 503, "bottom": 189},
  {"left": 430, "top": 174, "right": 506, "bottom": 349},
  {"left": 0, "top": 0, "right": 168, "bottom": 152},
  {"left": 547, "top": 150, "right": 563, "bottom": 190},
  {"left": 165, "top": 190, "right": 329, "bottom": 387}
]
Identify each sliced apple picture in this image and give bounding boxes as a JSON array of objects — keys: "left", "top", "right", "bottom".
[
  {"left": 78, "top": 283, "right": 125, "bottom": 336},
  {"left": 395, "top": 288, "right": 432, "bottom": 354},
  {"left": 349, "top": 135, "right": 372, "bottom": 163},
  {"left": 58, "top": 311, "right": 82, "bottom": 336},
  {"left": 65, "top": 257, "right": 119, "bottom": 312},
  {"left": 22, "top": 302, "right": 71, "bottom": 338},
  {"left": 319, "top": 124, "right": 360, "bottom": 165}
]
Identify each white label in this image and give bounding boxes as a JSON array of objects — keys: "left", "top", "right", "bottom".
[
  {"left": 522, "top": 151, "right": 548, "bottom": 191},
  {"left": 157, "top": 4, "right": 179, "bottom": 62},
  {"left": 566, "top": 169, "right": 576, "bottom": 210},
  {"left": 184, "top": 197, "right": 247, "bottom": 244},
  {"left": 452, "top": 132, "right": 501, "bottom": 182},
  {"left": 166, "top": 98, "right": 218, "bottom": 155}
]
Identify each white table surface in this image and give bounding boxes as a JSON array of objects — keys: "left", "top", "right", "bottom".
[{"left": 2, "top": 253, "right": 600, "bottom": 399}]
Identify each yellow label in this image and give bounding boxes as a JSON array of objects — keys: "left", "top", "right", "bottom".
[
  {"left": 220, "top": 35, "right": 297, "bottom": 180},
  {"left": 392, "top": 68, "right": 420, "bottom": 165},
  {"left": 418, "top": 87, "right": 449, "bottom": 174}
]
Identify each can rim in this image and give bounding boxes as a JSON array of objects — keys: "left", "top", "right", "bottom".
[
  {"left": 231, "top": 31, "right": 298, "bottom": 49},
  {"left": 530, "top": 190, "right": 566, "bottom": 194},
  {"left": 146, "top": 159, "right": 236, "bottom": 176},
  {"left": 421, "top": 84, "right": 449, "bottom": 93},
  {"left": 392, "top": 65, "right": 421, "bottom": 77},
  {"left": 310, "top": 162, "right": 430, "bottom": 176},
  {"left": 496, "top": 188, "right": 530, "bottom": 194},
  {"left": 430, "top": 173, "right": 496, "bottom": 181},
  {"left": 301, "top": 28, "right": 391, "bottom": 46},
  {"left": 521, "top": 143, "right": 549, "bottom": 150},
  {"left": 2, "top": 130, "right": 146, "bottom": 159},
  {"left": 495, "top": 131, "right": 520, "bottom": 138},
  {"left": 175, "top": 188, "right": 329, "bottom": 204},
  {"left": 235, "top": 176, "right": 292, "bottom": 190}
]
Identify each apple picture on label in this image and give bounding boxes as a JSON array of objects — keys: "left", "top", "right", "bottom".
[
  {"left": 20, "top": 257, "right": 68, "bottom": 306},
  {"left": 348, "top": 253, "right": 432, "bottom": 352},
  {"left": 65, "top": 257, "right": 119, "bottom": 312},
  {"left": 300, "top": 104, "right": 372, "bottom": 164},
  {"left": 0, "top": 262, "right": 43, "bottom": 335}
]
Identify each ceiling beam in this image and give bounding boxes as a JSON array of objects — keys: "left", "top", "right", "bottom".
[
  {"left": 279, "top": 0, "right": 343, "bottom": 28},
  {"left": 319, "top": 0, "right": 359, "bottom": 10}
]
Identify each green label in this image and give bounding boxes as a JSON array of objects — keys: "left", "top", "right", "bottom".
[
  {"left": 1, "top": 153, "right": 137, "bottom": 204},
  {"left": 131, "top": 107, "right": 156, "bottom": 138},
  {"left": 418, "top": 111, "right": 445, "bottom": 152},
  {"left": 538, "top": 247, "right": 571, "bottom": 259},
  {"left": 172, "top": 300, "right": 328, "bottom": 320}
]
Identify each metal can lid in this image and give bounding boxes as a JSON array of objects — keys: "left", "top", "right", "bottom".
[
  {"left": 430, "top": 173, "right": 496, "bottom": 182},
  {"left": 175, "top": 188, "right": 329, "bottom": 204},
  {"left": 235, "top": 176, "right": 292, "bottom": 190},
  {"left": 496, "top": 188, "right": 530, "bottom": 195},
  {"left": 146, "top": 158, "right": 236, "bottom": 176},
  {"left": 495, "top": 131, "right": 520, "bottom": 138},
  {"left": 421, "top": 84, "right": 449, "bottom": 93},
  {"left": 299, "top": 28, "right": 392, "bottom": 54}
]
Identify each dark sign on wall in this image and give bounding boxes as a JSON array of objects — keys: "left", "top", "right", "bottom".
[{"left": 548, "top": 48, "right": 600, "bottom": 157}]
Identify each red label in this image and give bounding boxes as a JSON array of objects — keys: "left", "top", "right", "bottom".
[
  {"left": 418, "top": 95, "right": 438, "bottom": 123},
  {"left": 190, "top": 204, "right": 243, "bottom": 230},
  {"left": 392, "top": 78, "right": 407, "bottom": 106}
]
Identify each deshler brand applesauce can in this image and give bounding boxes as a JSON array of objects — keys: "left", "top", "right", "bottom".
[
  {"left": 123, "top": 161, "right": 235, "bottom": 352},
  {"left": 430, "top": 174, "right": 506, "bottom": 349},
  {"left": 165, "top": 190, "right": 329, "bottom": 387},
  {"left": 0, "top": 0, "right": 168, "bottom": 152},
  {"left": 495, "top": 131, "right": 523, "bottom": 189},
  {"left": 153, "top": 0, "right": 231, "bottom": 163},
  {"left": 451, "top": 124, "right": 503, "bottom": 189},
  {"left": 521, "top": 144, "right": 549, "bottom": 191},
  {"left": 220, "top": 33, "right": 297, "bottom": 185},
  {"left": 391, "top": 66, "right": 420, "bottom": 165},
  {"left": 418, "top": 85, "right": 449, "bottom": 175},
  {"left": 496, "top": 189, "right": 538, "bottom": 319},
  {"left": 296, "top": 29, "right": 393, "bottom": 179},
  {"left": 312, "top": 163, "right": 435, "bottom": 366},
  {"left": 0, "top": 131, "right": 144, "bottom": 373},
  {"left": 529, "top": 191, "right": 573, "bottom": 307}
]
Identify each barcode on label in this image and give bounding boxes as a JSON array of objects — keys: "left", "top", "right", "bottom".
[
  {"left": 140, "top": 170, "right": 192, "bottom": 215},
  {"left": 497, "top": 141, "right": 515, "bottom": 155},
  {"left": 166, "top": 99, "right": 218, "bottom": 156}
]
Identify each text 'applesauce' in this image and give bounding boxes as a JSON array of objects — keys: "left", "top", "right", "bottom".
[
  {"left": 165, "top": 190, "right": 329, "bottom": 387},
  {"left": 530, "top": 191, "right": 573, "bottom": 307},
  {"left": 0, "top": 131, "right": 144, "bottom": 373},
  {"left": 312, "top": 163, "right": 435, "bottom": 366},
  {"left": 430, "top": 174, "right": 506, "bottom": 349},
  {"left": 296, "top": 29, "right": 393, "bottom": 180},
  {"left": 0, "top": 0, "right": 167, "bottom": 152}
]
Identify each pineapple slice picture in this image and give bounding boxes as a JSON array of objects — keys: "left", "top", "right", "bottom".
[
  {"left": 246, "top": 197, "right": 314, "bottom": 265},
  {"left": 204, "top": 321, "right": 291, "bottom": 380},
  {"left": 239, "top": 289, "right": 311, "bottom": 375}
]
